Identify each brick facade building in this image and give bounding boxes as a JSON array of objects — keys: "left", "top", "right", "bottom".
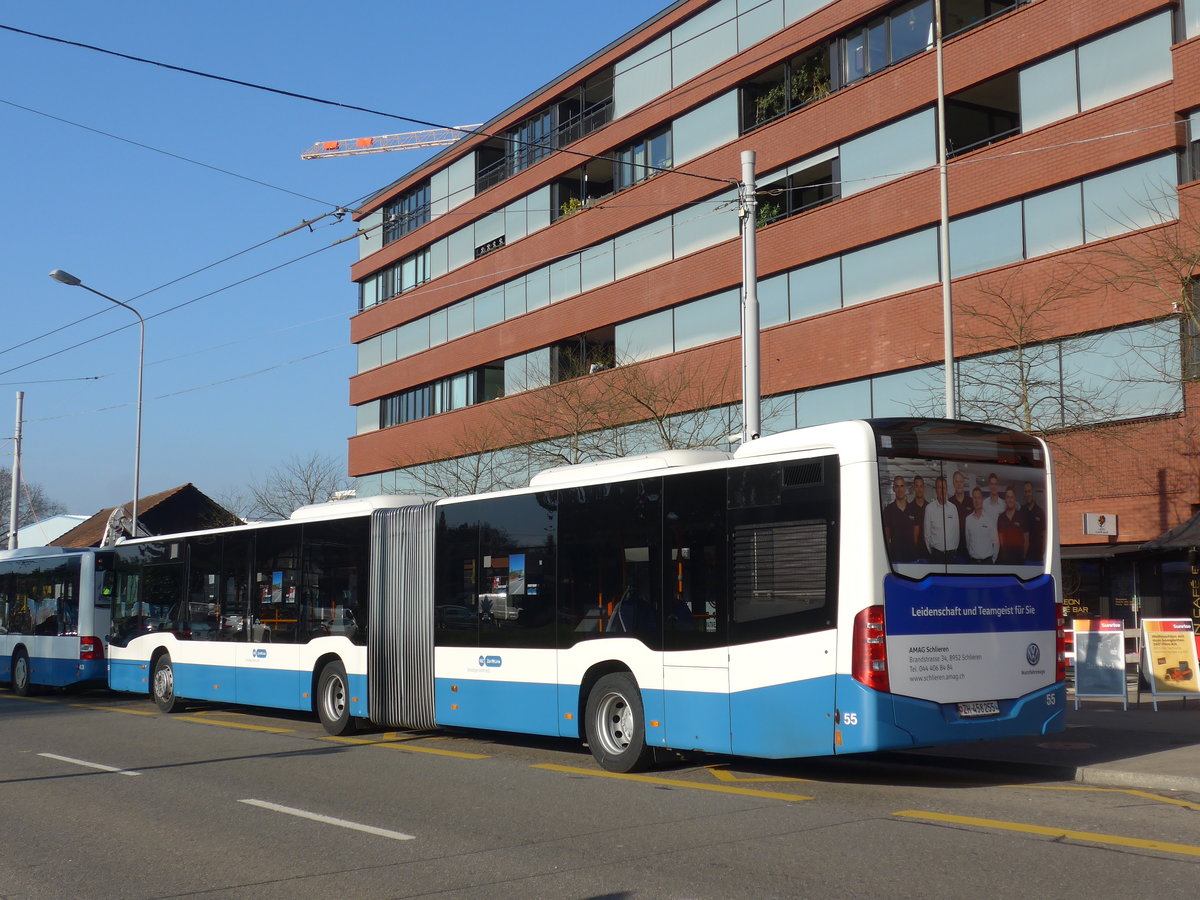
[{"left": 347, "top": 0, "right": 1200, "bottom": 629}]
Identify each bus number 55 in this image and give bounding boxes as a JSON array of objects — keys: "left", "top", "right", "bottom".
[{"left": 842, "top": 712, "right": 858, "bottom": 726}]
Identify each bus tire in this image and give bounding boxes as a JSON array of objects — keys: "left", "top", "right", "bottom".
[
  {"left": 11, "top": 648, "right": 33, "bottom": 697},
  {"left": 584, "top": 672, "right": 654, "bottom": 773},
  {"left": 316, "top": 661, "right": 355, "bottom": 735},
  {"left": 151, "top": 654, "right": 183, "bottom": 713}
]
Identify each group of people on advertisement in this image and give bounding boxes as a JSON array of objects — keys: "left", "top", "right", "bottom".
[{"left": 883, "top": 469, "right": 1046, "bottom": 565}]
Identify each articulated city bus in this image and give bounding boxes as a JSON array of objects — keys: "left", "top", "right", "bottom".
[
  {"left": 0, "top": 547, "right": 112, "bottom": 694},
  {"left": 103, "top": 419, "right": 1065, "bottom": 771}
]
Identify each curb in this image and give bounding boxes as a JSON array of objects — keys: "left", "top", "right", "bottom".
[
  {"left": 885, "top": 752, "right": 1200, "bottom": 795},
  {"left": 1073, "top": 765, "right": 1200, "bottom": 794}
]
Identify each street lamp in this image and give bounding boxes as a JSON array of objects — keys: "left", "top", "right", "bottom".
[{"left": 49, "top": 269, "right": 145, "bottom": 536}]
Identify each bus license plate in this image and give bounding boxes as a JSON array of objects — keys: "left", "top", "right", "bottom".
[{"left": 957, "top": 700, "right": 1000, "bottom": 718}]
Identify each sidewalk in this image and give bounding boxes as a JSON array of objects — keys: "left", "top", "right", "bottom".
[{"left": 899, "top": 688, "right": 1200, "bottom": 794}]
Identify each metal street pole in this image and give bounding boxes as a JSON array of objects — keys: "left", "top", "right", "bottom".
[
  {"left": 48, "top": 269, "right": 145, "bottom": 536},
  {"left": 935, "top": 0, "right": 956, "bottom": 419},
  {"left": 7, "top": 391, "right": 22, "bottom": 549},
  {"left": 739, "top": 150, "right": 761, "bottom": 444}
]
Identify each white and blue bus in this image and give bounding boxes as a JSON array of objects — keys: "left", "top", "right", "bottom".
[
  {"left": 1, "top": 547, "right": 112, "bottom": 695},
  {"left": 104, "top": 419, "right": 1064, "bottom": 771}
]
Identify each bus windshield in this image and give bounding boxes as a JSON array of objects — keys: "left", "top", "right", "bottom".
[{"left": 874, "top": 420, "right": 1047, "bottom": 579}]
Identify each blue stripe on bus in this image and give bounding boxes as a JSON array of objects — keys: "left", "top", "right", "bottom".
[
  {"left": 884, "top": 574, "right": 1057, "bottom": 636},
  {"left": 433, "top": 677, "right": 561, "bottom": 736},
  {"left": 725, "top": 676, "right": 838, "bottom": 758},
  {"left": 173, "top": 664, "right": 237, "bottom": 703},
  {"left": 349, "top": 673, "right": 368, "bottom": 718},
  {"left": 109, "top": 658, "right": 148, "bottom": 693},
  {"left": 15, "top": 656, "right": 107, "bottom": 688},
  {"left": 831, "top": 674, "right": 1065, "bottom": 754},
  {"left": 233, "top": 667, "right": 306, "bottom": 710},
  {"left": 646, "top": 687, "right": 733, "bottom": 753}
]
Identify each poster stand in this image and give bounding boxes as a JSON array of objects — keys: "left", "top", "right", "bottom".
[
  {"left": 1140, "top": 619, "right": 1200, "bottom": 712},
  {"left": 1072, "top": 619, "right": 1127, "bottom": 710}
]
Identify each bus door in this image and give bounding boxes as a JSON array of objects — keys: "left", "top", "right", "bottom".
[
  {"left": 230, "top": 529, "right": 302, "bottom": 710},
  {"left": 662, "top": 470, "right": 732, "bottom": 755},
  {"left": 726, "top": 457, "right": 841, "bottom": 759},
  {"left": 240, "top": 529, "right": 303, "bottom": 709}
]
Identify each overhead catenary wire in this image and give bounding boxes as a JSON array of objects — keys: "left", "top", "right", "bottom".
[
  {"left": 0, "top": 23, "right": 735, "bottom": 189},
  {"left": 0, "top": 97, "right": 340, "bottom": 206},
  {"left": 0, "top": 226, "right": 358, "bottom": 380}
]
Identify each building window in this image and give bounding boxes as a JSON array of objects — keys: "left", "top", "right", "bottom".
[
  {"left": 756, "top": 156, "right": 838, "bottom": 227},
  {"left": 943, "top": 0, "right": 1028, "bottom": 38},
  {"left": 383, "top": 183, "right": 430, "bottom": 245},
  {"left": 841, "top": 0, "right": 933, "bottom": 86},
  {"left": 741, "top": 44, "right": 833, "bottom": 132},
  {"left": 1183, "top": 281, "right": 1200, "bottom": 382},
  {"left": 378, "top": 363, "right": 504, "bottom": 429},
  {"left": 945, "top": 72, "right": 1019, "bottom": 157},
  {"left": 614, "top": 127, "right": 672, "bottom": 192},
  {"left": 475, "top": 72, "right": 615, "bottom": 193},
  {"left": 1186, "top": 111, "right": 1200, "bottom": 184}
]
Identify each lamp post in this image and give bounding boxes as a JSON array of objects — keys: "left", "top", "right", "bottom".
[{"left": 48, "top": 269, "right": 145, "bottom": 536}]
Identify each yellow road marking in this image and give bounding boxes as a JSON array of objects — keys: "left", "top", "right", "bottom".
[
  {"left": 322, "top": 733, "right": 489, "bottom": 759},
  {"left": 705, "top": 764, "right": 810, "bottom": 784},
  {"left": 536, "top": 764, "right": 812, "bottom": 801},
  {"left": 1011, "top": 784, "right": 1200, "bottom": 811},
  {"left": 176, "top": 715, "right": 295, "bottom": 734},
  {"left": 894, "top": 810, "right": 1200, "bottom": 858},
  {"left": 0, "top": 694, "right": 57, "bottom": 704},
  {"left": 70, "top": 703, "right": 157, "bottom": 716}
]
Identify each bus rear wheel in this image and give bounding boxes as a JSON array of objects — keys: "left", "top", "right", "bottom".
[
  {"left": 11, "top": 649, "right": 32, "bottom": 697},
  {"left": 316, "top": 661, "right": 355, "bottom": 735},
  {"left": 585, "top": 672, "right": 654, "bottom": 773},
  {"left": 152, "top": 654, "right": 182, "bottom": 713}
]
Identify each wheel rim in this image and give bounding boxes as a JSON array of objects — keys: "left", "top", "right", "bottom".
[
  {"left": 322, "top": 673, "right": 346, "bottom": 722},
  {"left": 13, "top": 656, "right": 28, "bottom": 690},
  {"left": 154, "top": 663, "right": 173, "bottom": 702},
  {"left": 594, "top": 690, "right": 634, "bottom": 756}
]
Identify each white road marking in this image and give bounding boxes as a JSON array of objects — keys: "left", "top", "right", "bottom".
[
  {"left": 238, "top": 799, "right": 415, "bottom": 841},
  {"left": 38, "top": 752, "right": 141, "bottom": 776}
]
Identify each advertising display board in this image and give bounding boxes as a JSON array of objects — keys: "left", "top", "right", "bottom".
[
  {"left": 1140, "top": 618, "right": 1200, "bottom": 710},
  {"left": 1072, "top": 619, "right": 1126, "bottom": 709},
  {"left": 884, "top": 575, "right": 1057, "bottom": 706}
]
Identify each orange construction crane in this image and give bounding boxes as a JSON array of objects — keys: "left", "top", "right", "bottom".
[{"left": 301, "top": 125, "right": 481, "bottom": 160}]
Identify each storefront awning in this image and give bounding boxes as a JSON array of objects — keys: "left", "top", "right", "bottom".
[
  {"left": 1141, "top": 510, "right": 1200, "bottom": 551},
  {"left": 1060, "top": 543, "right": 1143, "bottom": 559}
]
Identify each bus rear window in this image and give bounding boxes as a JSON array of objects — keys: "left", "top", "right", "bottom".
[
  {"left": 879, "top": 456, "right": 1048, "bottom": 580},
  {"left": 873, "top": 418, "right": 1045, "bottom": 467}
]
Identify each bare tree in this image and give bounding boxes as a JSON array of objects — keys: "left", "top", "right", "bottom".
[
  {"left": 390, "top": 350, "right": 765, "bottom": 498},
  {"left": 947, "top": 271, "right": 1126, "bottom": 436},
  {"left": 243, "top": 452, "right": 351, "bottom": 520},
  {"left": 505, "top": 350, "right": 748, "bottom": 471},
  {"left": 0, "top": 467, "right": 67, "bottom": 540},
  {"left": 392, "top": 419, "right": 531, "bottom": 498}
]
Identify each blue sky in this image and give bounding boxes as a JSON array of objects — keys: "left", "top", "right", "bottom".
[{"left": 0, "top": 1, "right": 657, "bottom": 515}]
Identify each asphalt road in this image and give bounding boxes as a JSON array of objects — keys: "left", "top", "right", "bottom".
[{"left": 1, "top": 687, "right": 1197, "bottom": 899}]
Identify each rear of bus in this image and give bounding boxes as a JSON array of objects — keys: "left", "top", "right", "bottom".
[
  {"left": 0, "top": 548, "right": 110, "bottom": 692},
  {"left": 837, "top": 419, "right": 1065, "bottom": 753}
]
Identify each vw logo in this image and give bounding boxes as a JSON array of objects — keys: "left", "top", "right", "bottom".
[{"left": 1025, "top": 643, "right": 1041, "bottom": 666}]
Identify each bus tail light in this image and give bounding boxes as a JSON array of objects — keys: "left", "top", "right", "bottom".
[
  {"left": 1055, "top": 602, "right": 1066, "bottom": 683},
  {"left": 80, "top": 636, "right": 104, "bottom": 661},
  {"left": 852, "top": 606, "right": 889, "bottom": 692}
]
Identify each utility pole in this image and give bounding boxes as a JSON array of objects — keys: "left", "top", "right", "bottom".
[
  {"left": 739, "top": 150, "right": 761, "bottom": 445},
  {"left": 8, "top": 391, "right": 23, "bottom": 549},
  {"left": 935, "top": 0, "right": 956, "bottom": 419}
]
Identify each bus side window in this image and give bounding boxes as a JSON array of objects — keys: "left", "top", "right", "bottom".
[
  {"left": 558, "top": 479, "right": 662, "bottom": 649},
  {"left": 663, "top": 468, "right": 728, "bottom": 650}
]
